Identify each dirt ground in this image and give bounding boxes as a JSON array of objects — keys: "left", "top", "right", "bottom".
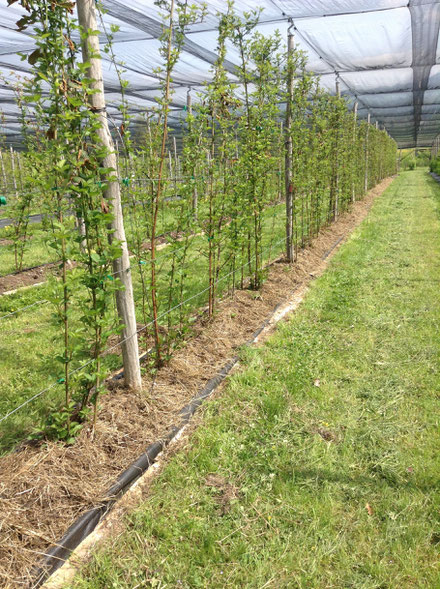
[
  {"left": 0, "top": 178, "right": 393, "bottom": 588},
  {"left": 0, "top": 230, "right": 185, "bottom": 295},
  {"left": 0, "top": 262, "right": 57, "bottom": 295}
]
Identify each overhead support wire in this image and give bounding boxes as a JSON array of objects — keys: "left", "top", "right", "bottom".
[
  {"left": 288, "top": 20, "right": 375, "bottom": 128},
  {"left": 409, "top": 0, "right": 440, "bottom": 146},
  {"left": 1, "top": 0, "right": 439, "bottom": 147},
  {"left": 104, "top": 0, "right": 238, "bottom": 75},
  {"left": 266, "top": 0, "right": 397, "bottom": 128},
  {"left": 245, "top": 0, "right": 378, "bottom": 128},
  {"left": 263, "top": 0, "right": 405, "bottom": 23}
]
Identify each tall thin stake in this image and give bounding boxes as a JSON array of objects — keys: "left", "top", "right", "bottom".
[
  {"left": 76, "top": 0, "right": 142, "bottom": 390},
  {"left": 285, "top": 28, "right": 294, "bottom": 262},
  {"left": 352, "top": 101, "right": 358, "bottom": 202},
  {"left": 364, "top": 112, "right": 370, "bottom": 194},
  {"left": 9, "top": 146, "right": 18, "bottom": 198},
  {"left": 0, "top": 150, "right": 7, "bottom": 192}
]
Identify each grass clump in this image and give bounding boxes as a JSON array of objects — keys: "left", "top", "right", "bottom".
[{"left": 72, "top": 169, "right": 440, "bottom": 587}]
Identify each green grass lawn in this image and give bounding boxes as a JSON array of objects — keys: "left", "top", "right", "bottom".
[{"left": 72, "top": 169, "right": 440, "bottom": 588}]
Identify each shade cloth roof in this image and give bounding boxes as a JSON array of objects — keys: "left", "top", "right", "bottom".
[{"left": 0, "top": 0, "right": 439, "bottom": 148}]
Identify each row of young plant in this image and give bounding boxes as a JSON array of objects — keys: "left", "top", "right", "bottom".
[
  {"left": 428, "top": 141, "right": 440, "bottom": 174},
  {"left": 1, "top": 0, "right": 396, "bottom": 445}
]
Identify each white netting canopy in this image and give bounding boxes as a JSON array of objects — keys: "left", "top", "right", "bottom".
[{"left": 0, "top": 0, "right": 439, "bottom": 148}]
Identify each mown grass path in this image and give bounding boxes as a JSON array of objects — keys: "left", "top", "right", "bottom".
[{"left": 74, "top": 170, "right": 440, "bottom": 588}]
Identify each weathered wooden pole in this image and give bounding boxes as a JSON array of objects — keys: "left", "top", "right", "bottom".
[
  {"left": 333, "top": 76, "right": 341, "bottom": 220},
  {"left": 187, "top": 89, "right": 198, "bottom": 217},
  {"left": 173, "top": 136, "right": 178, "bottom": 195},
  {"left": 364, "top": 112, "right": 370, "bottom": 193},
  {"left": 187, "top": 89, "right": 192, "bottom": 115},
  {"left": 173, "top": 135, "right": 178, "bottom": 175},
  {"left": 115, "top": 138, "right": 120, "bottom": 178},
  {"left": 76, "top": 0, "right": 142, "bottom": 390},
  {"left": 0, "top": 150, "right": 7, "bottom": 192},
  {"left": 168, "top": 150, "right": 173, "bottom": 177},
  {"left": 9, "top": 146, "right": 18, "bottom": 197},
  {"left": 278, "top": 120, "right": 283, "bottom": 201},
  {"left": 352, "top": 101, "right": 358, "bottom": 202},
  {"left": 16, "top": 152, "right": 24, "bottom": 192},
  {"left": 379, "top": 124, "right": 384, "bottom": 179},
  {"left": 285, "top": 27, "right": 294, "bottom": 262}
]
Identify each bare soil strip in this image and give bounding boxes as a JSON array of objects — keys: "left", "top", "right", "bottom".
[
  {"left": 0, "top": 178, "right": 393, "bottom": 587},
  {"left": 0, "top": 231, "right": 177, "bottom": 295}
]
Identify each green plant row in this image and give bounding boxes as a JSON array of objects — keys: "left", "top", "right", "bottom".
[{"left": 0, "top": 0, "right": 397, "bottom": 445}]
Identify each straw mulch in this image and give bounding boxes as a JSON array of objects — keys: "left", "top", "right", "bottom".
[{"left": 0, "top": 178, "right": 393, "bottom": 587}]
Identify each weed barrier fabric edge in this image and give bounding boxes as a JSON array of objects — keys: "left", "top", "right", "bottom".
[
  {"left": 31, "top": 308, "right": 281, "bottom": 588},
  {"left": 31, "top": 232, "right": 344, "bottom": 588}
]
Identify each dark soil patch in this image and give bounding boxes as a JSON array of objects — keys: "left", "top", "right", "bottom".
[{"left": 0, "top": 262, "right": 58, "bottom": 295}]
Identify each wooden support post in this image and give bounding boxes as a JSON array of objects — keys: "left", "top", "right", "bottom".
[
  {"left": 173, "top": 136, "right": 178, "bottom": 172},
  {"left": 364, "top": 113, "right": 370, "bottom": 194},
  {"left": 285, "top": 29, "right": 294, "bottom": 262},
  {"left": 115, "top": 139, "right": 120, "bottom": 178},
  {"left": 0, "top": 150, "right": 7, "bottom": 192},
  {"left": 173, "top": 135, "right": 179, "bottom": 188},
  {"left": 186, "top": 89, "right": 192, "bottom": 115},
  {"left": 16, "top": 152, "right": 24, "bottom": 192},
  {"left": 10, "top": 146, "right": 18, "bottom": 197},
  {"left": 187, "top": 89, "right": 197, "bottom": 217},
  {"left": 76, "top": 0, "right": 141, "bottom": 390},
  {"left": 168, "top": 150, "right": 172, "bottom": 176},
  {"left": 333, "top": 78, "right": 340, "bottom": 220},
  {"left": 352, "top": 101, "right": 358, "bottom": 202},
  {"left": 128, "top": 150, "right": 135, "bottom": 182},
  {"left": 278, "top": 121, "right": 283, "bottom": 201}
]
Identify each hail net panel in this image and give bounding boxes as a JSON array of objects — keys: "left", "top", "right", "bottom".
[{"left": 0, "top": 0, "right": 439, "bottom": 148}]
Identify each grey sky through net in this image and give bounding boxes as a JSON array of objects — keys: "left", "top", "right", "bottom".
[{"left": 0, "top": 0, "right": 439, "bottom": 149}]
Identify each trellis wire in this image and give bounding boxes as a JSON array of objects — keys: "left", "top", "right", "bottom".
[
  {"left": 0, "top": 235, "right": 286, "bottom": 425},
  {"left": 0, "top": 198, "right": 285, "bottom": 319},
  {"left": 0, "top": 236, "right": 195, "bottom": 321},
  {"left": 0, "top": 299, "right": 48, "bottom": 321}
]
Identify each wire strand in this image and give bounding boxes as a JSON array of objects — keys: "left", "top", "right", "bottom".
[
  {"left": 0, "top": 236, "right": 286, "bottom": 424},
  {"left": 0, "top": 299, "right": 48, "bottom": 321}
]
